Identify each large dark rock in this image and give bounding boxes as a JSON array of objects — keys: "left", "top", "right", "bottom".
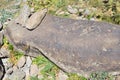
[{"left": 4, "top": 14, "right": 120, "bottom": 75}]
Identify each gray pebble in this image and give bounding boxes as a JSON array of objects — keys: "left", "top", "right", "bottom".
[
  {"left": 0, "top": 47, "right": 10, "bottom": 58},
  {"left": 58, "top": 70, "right": 68, "bottom": 80},
  {"left": 67, "top": 5, "right": 78, "bottom": 14},
  {"left": 30, "top": 64, "right": 39, "bottom": 77},
  {"left": 9, "top": 69, "right": 25, "bottom": 80},
  {"left": 25, "top": 56, "right": 32, "bottom": 68},
  {"left": 6, "top": 68, "right": 13, "bottom": 75},
  {"left": 84, "top": 9, "right": 91, "bottom": 15},
  {"left": 1, "top": 58, "right": 11, "bottom": 71},
  {"left": 17, "top": 56, "right": 26, "bottom": 68}
]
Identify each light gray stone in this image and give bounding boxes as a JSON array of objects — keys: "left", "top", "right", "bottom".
[
  {"left": 1, "top": 58, "right": 12, "bottom": 71},
  {"left": 84, "top": 9, "right": 91, "bottom": 15},
  {"left": 2, "top": 74, "right": 10, "bottom": 80},
  {"left": 17, "top": 56, "right": 26, "bottom": 68},
  {"left": 12, "top": 66, "right": 18, "bottom": 71},
  {"left": 25, "top": 56, "right": 32, "bottom": 68},
  {"left": 0, "top": 47, "right": 10, "bottom": 58},
  {"left": 6, "top": 68, "right": 13, "bottom": 75},
  {"left": 25, "top": 8, "right": 47, "bottom": 30},
  {"left": 30, "top": 64, "right": 39, "bottom": 77},
  {"left": 21, "top": 66, "right": 30, "bottom": 80},
  {"left": 67, "top": 5, "right": 78, "bottom": 14},
  {"left": 58, "top": 70, "right": 68, "bottom": 80},
  {"left": 9, "top": 69, "right": 25, "bottom": 80}
]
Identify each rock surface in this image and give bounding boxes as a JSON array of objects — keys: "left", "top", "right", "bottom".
[
  {"left": 0, "top": 0, "right": 120, "bottom": 80},
  {"left": 5, "top": 13, "right": 120, "bottom": 76},
  {"left": 9, "top": 69, "right": 25, "bottom": 80},
  {"left": 17, "top": 56, "right": 26, "bottom": 68},
  {"left": 30, "top": 64, "right": 39, "bottom": 77},
  {"left": 1, "top": 55, "right": 69, "bottom": 80},
  {"left": 25, "top": 8, "right": 47, "bottom": 30}
]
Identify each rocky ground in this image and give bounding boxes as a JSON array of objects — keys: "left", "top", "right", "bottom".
[
  {"left": 1, "top": 55, "right": 68, "bottom": 80},
  {"left": 0, "top": 0, "right": 120, "bottom": 80}
]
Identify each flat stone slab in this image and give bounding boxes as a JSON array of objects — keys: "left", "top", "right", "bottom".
[{"left": 4, "top": 14, "right": 120, "bottom": 75}]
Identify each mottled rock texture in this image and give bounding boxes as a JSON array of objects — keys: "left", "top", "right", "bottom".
[{"left": 4, "top": 14, "right": 120, "bottom": 76}]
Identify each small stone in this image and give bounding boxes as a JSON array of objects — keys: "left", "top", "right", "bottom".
[
  {"left": 38, "top": 74, "right": 43, "bottom": 79},
  {"left": 1, "top": 58, "right": 12, "bottom": 71},
  {"left": 17, "top": 56, "right": 26, "bottom": 68},
  {"left": 30, "top": 64, "right": 39, "bottom": 77},
  {"left": 6, "top": 68, "right": 13, "bottom": 75},
  {"left": 6, "top": 62, "right": 13, "bottom": 69},
  {"left": 9, "top": 69, "right": 25, "bottom": 80},
  {"left": 79, "top": 8, "right": 84, "bottom": 12},
  {"left": 25, "top": 8, "right": 47, "bottom": 30},
  {"left": 2, "top": 74, "right": 10, "bottom": 80},
  {"left": 21, "top": 66, "right": 30, "bottom": 80},
  {"left": 90, "top": 18, "right": 96, "bottom": 21},
  {"left": 67, "top": 5, "right": 78, "bottom": 14},
  {"left": 25, "top": 56, "right": 32, "bottom": 68},
  {"left": 0, "top": 47, "right": 10, "bottom": 58},
  {"left": 12, "top": 66, "right": 18, "bottom": 71},
  {"left": 84, "top": 9, "right": 91, "bottom": 15},
  {"left": 57, "top": 70, "right": 68, "bottom": 80}
]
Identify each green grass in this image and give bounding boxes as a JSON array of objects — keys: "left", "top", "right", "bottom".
[
  {"left": 32, "top": 56, "right": 59, "bottom": 80},
  {"left": 67, "top": 73, "right": 87, "bottom": 80},
  {"left": 27, "top": 0, "right": 120, "bottom": 25},
  {"left": 3, "top": 37, "right": 24, "bottom": 65},
  {"left": 90, "top": 71, "right": 114, "bottom": 80}
]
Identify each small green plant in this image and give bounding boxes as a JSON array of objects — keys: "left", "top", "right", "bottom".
[
  {"left": 67, "top": 73, "right": 87, "bottom": 80},
  {"left": 90, "top": 71, "right": 114, "bottom": 80},
  {"left": 30, "top": 76, "right": 40, "bottom": 80},
  {"left": 0, "top": 9, "right": 13, "bottom": 23},
  {"left": 32, "top": 56, "right": 59, "bottom": 80},
  {"left": 3, "top": 37, "right": 24, "bottom": 64}
]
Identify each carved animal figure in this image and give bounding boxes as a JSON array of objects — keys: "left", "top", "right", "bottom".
[{"left": 3, "top": 8, "right": 120, "bottom": 76}]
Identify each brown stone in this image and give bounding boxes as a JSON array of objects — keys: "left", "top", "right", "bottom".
[{"left": 5, "top": 14, "right": 120, "bottom": 76}]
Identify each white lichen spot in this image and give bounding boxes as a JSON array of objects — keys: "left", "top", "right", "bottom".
[
  {"left": 102, "top": 47, "right": 107, "bottom": 52},
  {"left": 76, "top": 61, "right": 79, "bottom": 64},
  {"left": 107, "top": 29, "right": 112, "bottom": 32}
]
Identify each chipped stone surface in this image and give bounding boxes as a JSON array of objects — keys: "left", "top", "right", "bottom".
[
  {"left": 0, "top": 47, "right": 10, "bottom": 58},
  {"left": 30, "top": 64, "right": 39, "bottom": 77},
  {"left": 17, "top": 56, "right": 26, "bottom": 68},
  {"left": 9, "top": 69, "right": 25, "bottom": 80},
  {"left": 58, "top": 70, "right": 68, "bottom": 80},
  {"left": 25, "top": 8, "right": 47, "bottom": 30},
  {"left": 67, "top": 5, "right": 78, "bottom": 14}
]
